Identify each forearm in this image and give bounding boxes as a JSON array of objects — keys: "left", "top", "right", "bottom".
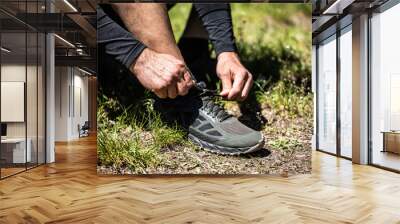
[
  {"left": 97, "top": 4, "right": 146, "bottom": 69},
  {"left": 112, "top": 3, "right": 184, "bottom": 61},
  {"left": 194, "top": 3, "right": 237, "bottom": 56}
]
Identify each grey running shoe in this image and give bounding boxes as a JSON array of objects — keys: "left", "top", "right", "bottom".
[
  {"left": 187, "top": 82, "right": 264, "bottom": 155},
  {"left": 154, "top": 82, "right": 265, "bottom": 155}
]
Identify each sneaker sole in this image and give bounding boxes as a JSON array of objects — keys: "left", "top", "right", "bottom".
[{"left": 188, "top": 134, "right": 265, "bottom": 155}]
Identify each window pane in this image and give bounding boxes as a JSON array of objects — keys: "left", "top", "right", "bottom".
[
  {"left": 26, "top": 30, "right": 38, "bottom": 169},
  {"left": 317, "top": 35, "right": 337, "bottom": 154},
  {"left": 340, "top": 27, "right": 352, "bottom": 158}
]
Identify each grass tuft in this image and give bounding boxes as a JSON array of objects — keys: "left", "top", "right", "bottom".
[
  {"left": 269, "top": 137, "right": 302, "bottom": 150},
  {"left": 255, "top": 81, "right": 313, "bottom": 118},
  {"left": 97, "top": 94, "right": 187, "bottom": 173}
]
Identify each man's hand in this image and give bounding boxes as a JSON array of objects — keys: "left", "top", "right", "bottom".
[
  {"left": 216, "top": 52, "right": 253, "bottom": 101},
  {"left": 131, "top": 48, "right": 194, "bottom": 99}
]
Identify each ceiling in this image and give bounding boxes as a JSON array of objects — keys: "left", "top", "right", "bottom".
[
  {"left": 312, "top": 0, "right": 391, "bottom": 43},
  {"left": 0, "top": 0, "right": 96, "bottom": 72}
]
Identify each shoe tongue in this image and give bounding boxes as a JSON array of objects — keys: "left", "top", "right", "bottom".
[
  {"left": 192, "top": 81, "right": 231, "bottom": 121},
  {"left": 201, "top": 96, "right": 231, "bottom": 122}
]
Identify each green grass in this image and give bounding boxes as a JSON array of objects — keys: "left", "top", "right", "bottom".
[
  {"left": 255, "top": 80, "right": 313, "bottom": 118},
  {"left": 269, "top": 136, "right": 302, "bottom": 150},
  {"left": 97, "top": 94, "right": 187, "bottom": 173}
]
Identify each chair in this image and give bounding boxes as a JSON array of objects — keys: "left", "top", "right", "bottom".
[{"left": 79, "top": 121, "right": 90, "bottom": 138}]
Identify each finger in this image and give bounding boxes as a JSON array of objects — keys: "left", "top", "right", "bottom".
[
  {"left": 170, "top": 63, "right": 186, "bottom": 82},
  {"left": 239, "top": 73, "right": 253, "bottom": 101},
  {"left": 154, "top": 88, "right": 168, "bottom": 99},
  {"left": 177, "top": 72, "right": 193, "bottom": 96},
  {"left": 167, "top": 84, "right": 178, "bottom": 99},
  {"left": 219, "top": 73, "right": 232, "bottom": 97},
  {"left": 228, "top": 71, "right": 247, "bottom": 100}
]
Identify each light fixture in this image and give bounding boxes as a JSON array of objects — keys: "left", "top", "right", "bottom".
[
  {"left": 1, "top": 47, "right": 11, "bottom": 53},
  {"left": 78, "top": 67, "right": 92, "bottom": 76},
  {"left": 63, "top": 0, "right": 78, "bottom": 12},
  {"left": 322, "top": 0, "right": 354, "bottom": 15},
  {"left": 54, "top": 34, "right": 75, "bottom": 48}
]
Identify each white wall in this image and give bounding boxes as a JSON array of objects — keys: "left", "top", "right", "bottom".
[
  {"left": 54, "top": 66, "right": 89, "bottom": 141},
  {"left": 55, "top": 66, "right": 69, "bottom": 141}
]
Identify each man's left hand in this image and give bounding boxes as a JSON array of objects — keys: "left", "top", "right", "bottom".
[{"left": 216, "top": 52, "right": 253, "bottom": 101}]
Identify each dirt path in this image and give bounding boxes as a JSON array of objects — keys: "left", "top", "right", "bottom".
[{"left": 98, "top": 103, "right": 312, "bottom": 176}]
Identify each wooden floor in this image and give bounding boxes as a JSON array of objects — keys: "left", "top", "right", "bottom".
[
  {"left": 1, "top": 135, "right": 400, "bottom": 224},
  {"left": 372, "top": 150, "right": 400, "bottom": 171},
  {"left": 1, "top": 167, "right": 26, "bottom": 178}
]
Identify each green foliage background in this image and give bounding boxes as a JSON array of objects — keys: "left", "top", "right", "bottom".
[{"left": 169, "top": 3, "right": 312, "bottom": 88}]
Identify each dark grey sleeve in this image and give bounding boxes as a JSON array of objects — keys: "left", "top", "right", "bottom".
[
  {"left": 97, "top": 5, "right": 147, "bottom": 69},
  {"left": 194, "top": 3, "right": 237, "bottom": 56}
]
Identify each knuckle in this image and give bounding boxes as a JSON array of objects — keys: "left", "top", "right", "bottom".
[
  {"left": 164, "top": 76, "right": 174, "bottom": 85},
  {"left": 153, "top": 84, "right": 163, "bottom": 91},
  {"left": 176, "top": 62, "right": 184, "bottom": 69},
  {"left": 171, "top": 67, "right": 182, "bottom": 76},
  {"left": 160, "top": 81, "right": 169, "bottom": 89},
  {"left": 176, "top": 61, "right": 185, "bottom": 67},
  {"left": 239, "top": 70, "right": 248, "bottom": 78}
]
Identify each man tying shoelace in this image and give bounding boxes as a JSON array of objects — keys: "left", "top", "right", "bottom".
[{"left": 97, "top": 3, "right": 264, "bottom": 155}]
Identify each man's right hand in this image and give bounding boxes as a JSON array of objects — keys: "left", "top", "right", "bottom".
[{"left": 131, "top": 48, "right": 194, "bottom": 99}]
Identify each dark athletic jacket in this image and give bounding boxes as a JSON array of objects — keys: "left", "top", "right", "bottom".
[{"left": 97, "top": 4, "right": 236, "bottom": 69}]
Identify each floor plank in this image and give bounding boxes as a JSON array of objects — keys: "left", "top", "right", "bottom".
[{"left": 0, "top": 135, "right": 400, "bottom": 223}]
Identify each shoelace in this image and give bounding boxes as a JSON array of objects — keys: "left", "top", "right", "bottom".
[
  {"left": 185, "top": 67, "right": 231, "bottom": 122},
  {"left": 200, "top": 93, "right": 231, "bottom": 122}
]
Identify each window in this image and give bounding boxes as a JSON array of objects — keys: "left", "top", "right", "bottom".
[
  {"left": 0, "top": 1, "right": 47, "bottom": 179},
  {"left": 370, "top": 3, "right": 400, "bottom": 171},
  {"left": 317, "top": 35, "right": 337, "bottom": 154}
]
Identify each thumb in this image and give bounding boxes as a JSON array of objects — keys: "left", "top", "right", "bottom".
[{"left": 219, "top": 74, "right": 232, "bottom": 97}]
